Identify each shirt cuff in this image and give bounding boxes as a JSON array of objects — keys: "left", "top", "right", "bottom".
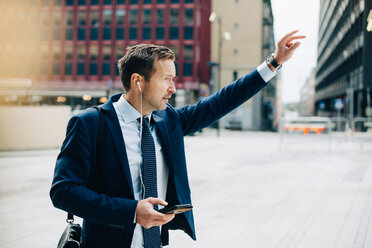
[{"left": 257, "top": 61, "right": 277, "bottom": 82}]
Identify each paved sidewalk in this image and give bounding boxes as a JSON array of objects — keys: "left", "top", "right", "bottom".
[{"left": 1, "top": 130, "right": 372, "bottom": 248}]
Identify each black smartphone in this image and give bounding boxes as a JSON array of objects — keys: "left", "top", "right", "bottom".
[{"left": 158, "top": 204, "right": 193, "bottom": 214}]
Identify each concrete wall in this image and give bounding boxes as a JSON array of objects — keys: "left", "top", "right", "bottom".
[{"left": 0, "top": 106, "right": 71, "bottom": 151}]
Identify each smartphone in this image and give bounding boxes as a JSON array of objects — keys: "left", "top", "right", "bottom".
[{"left": 158, "top": 204, "right": 193, "bottom": 214}]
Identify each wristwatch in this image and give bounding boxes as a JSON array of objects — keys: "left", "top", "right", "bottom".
[{"left": 266, "top": 53, "right": 282, "bottom": 70}]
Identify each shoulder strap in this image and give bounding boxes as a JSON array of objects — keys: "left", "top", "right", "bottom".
[{"left": 67, "top": 106, "right": 105, "bottom": 223}]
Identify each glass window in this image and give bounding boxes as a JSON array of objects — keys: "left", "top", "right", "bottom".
[
  {"left": 54, "top": 0, "right": 62, "bottom": 5},
  {"left": 65, "top": 63, "right": 73, "bottom": 75},
  {"left": 130, "top": 0, "right": 138, "bottom": 4},
  {"left": 170, "top": 9, "right": 179, "bottom": 24},
  {"left": 169, "top": 27, "right": 178, "bottom": 39},
  {"left": 65, "top": 11, "right": 74, "bottom": 25},
  {"left": 116, "top": 45, "right": 124, "bottom": 60},
  {"left": 41, "top": 27, "right": 49, "bottom": 40},
  {"left": 53, "top": 63, "right": 60, "bottom": 75},
  {"left": 77, "top": 63, "right": 85, "bottom": 75},
  {"left": 156, "top": 9, "right": 164, "bottom": 24},
  {"left": 102, "top": 45, "right": 111, "bottom": 60},
  {"left": 90, "top": 45, "right": 98, "bottom": 60},
  {"left": 116, "top": 27, "right": 124, "bottom": 39},
  {"left": 143, "top": 9, "right": 151, "bottom": 24},
  {"left": 184, "top": 9, "right": 193, "bottom": 25},
  {"left": 103, "top": 10, "right": 112, "bottom": 25},
  {"left": 116, "top": 9, "right": 126, "bottom": 25},
  {"left": 53, "top": 28, "right": 61, "bottom": 40},
  {"left": 170, "top": 0, "right": 179, "bottom": 3},
  {"left": 157, "top": 0, "right": 165, "bottom": 3},
  {"left": 29, "top": 12, "right": 38, "bottom": 25},
  {"left": 117, "top": 0, "right": 125, "bottom": 4},
  {"left": 129, "top": 9, "right": 138, "bottom": 24},
  {"left": 78, "top": 0, "right": 86, "bottom": 5},
  {"left": 65, "top": 45, "right": 73, "bottom": 60},
  {"left": 53, "top": 46, "right": 61, "bottom": 60},
  {"left": 144, "top": 0, "right": 151, "bottom": 4},
  {"left": 184, "top": 26, "right": 193, "bottom": 39},
  {"left": 90, "top": 27, "right": 98, "bottom": 40},
  {"left": 143, "top": 27, "right": 151, "bottom": 40},
  {"left": 66, "top": 0, "right": 74, "bottom": 6},
  {"left": 54, "top": 11, "right": 62, "bottom": 25},
  {"left": 66, "top": 28, "right": 74, "bottom": 40},
  {"left": 183, "top": 63, "right": 192, "bottom": 76},
  {"left": 103, "top": 27, "right": 111, "bottom": 40},
  {"left": 104, "top": 0, "right": 112, "bottom": 4},
  {"left": 91, "top": 10, "right": 99, "bottom": 26},
  {"left": 40, "top": 45, "right": 49, "bottom": 60},
  {"left": 156, "top": 27, "right": 164, "bottom": 40},
  {"left": 77, "top": 45, "right": 86, "bottom": 60},
  {"left": 78, "top": 11, "right": 86, "bottom": 25},
  {"left": 89, "top": 63, "right": 98, "bottom": 75},
  {"left": 168, "top": 44, "right": 178, "bottom": 58},
  {"left": 184, "top": 45, "right": 193, "bottom": 60},
  {"left": 41, "top": 11, "right": 49, "bottom": 25},
  {"left": 91, "top": 0, "right": 99, "bottom": 5},
  {"left": 78, "top": 27, "right": 85, "bottom": 40},
  {"left": 129, "top": 27, "right": 137, "bottom": 40},
  {"left": 103, "top": 63, "right": 111, "bottom": 75},
  {"left": 185, "top": 0, "right": 193, "bottom": 3},
  {"left": 41, "top": 62, "right": 48, "bottom": 75}
]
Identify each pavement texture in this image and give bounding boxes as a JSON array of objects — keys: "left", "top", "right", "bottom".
[{"left": 1, "top": 129, "right": 372, "bottom": 248}]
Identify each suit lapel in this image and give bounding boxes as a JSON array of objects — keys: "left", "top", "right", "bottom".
[{"left": 101, "top": 96, "right": 135, "bottom": 197}]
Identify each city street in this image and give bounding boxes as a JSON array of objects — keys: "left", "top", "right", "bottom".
[{"left": 1, "top": 130, "right": 372, "bottom": 248}]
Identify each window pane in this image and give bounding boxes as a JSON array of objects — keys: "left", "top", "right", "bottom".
[
  {"left": 90, "top": 27, "right": 98, "bottom": 40},
  {"left": 185, "top": 0, "right": 193, "bottom": 3},
  {"left": 66, "top": 28, "right": 73, "bottom": 40},
  {"left": 77, "top": 45, "right": 86, "bottom": 60},
  {"left": 65, "top": 11, "right": 73, "bottom": 25},
  {"left": 156, "top": 9, "right": 164, "bottom": 24},
  {"left": 91, "top": 10, "right": 99, "bottom": 26},
  {"left": 144, "top": 0, "right": 151, "bottom": 4},
  {"left": 53, "top": 63, "right": 60, "bottom": 75},
  {"left": 169, "top": 44, "right": 178, "bottom": 58},
  {"left": 116, "top": 45, "right": 124, "bottom": 60},
  {"left": 78, "top": 11, "right": 86, "bottom": 25},
  {"left": 129, "top": 27, "right": 137, "bottom": 40},
  {"left": 54, "top": 11, "right": 61, "bottom": 25},
  {"left": 116, "top": 27, "right": 124, "bottom": 39},
  {"left": 77, "top": 63, "right": 85, "bottom": 75},
  {"left": 184, "top": 45, "right": 193, "bottom": 60},
  {"left": 90, "top": 45, "right": 98, "bottom": 60},
  {"left": 78, "top": 0, "right": 86, "bottom": 5},
  {"left": 103, "top": 10, "right": 112, "bottom": 25},
  {"left": 103, "top": 63, "right": 111, "bottom": 75},
  {"left": 143, "top": 9, "right": 151, "bottom": 24},
  {"left": 103, "top": 27, "right": 111, "bottom": 40},
  {"left": 170, "top": 9, "right": 178, "bottom": 24},
  {"left": 102, "top": 45, "right": 111, "bottom": 60},
  {"left": 104, "top": 0, "right": 112, "bottom": 4},
  {"left": 41, "top": 11, "right": 49, "bottom": 25},
  {"left": 143, "top": 27, "right": 151, "bottom": 40},
  {"left": 65, "top": 45, "right": 73, "bottom": 60},
  {"left": 65, "top": 63, "right": 73, "bottom": 75},
  {"left": 78, "top": 27, "right": 85, "bottom": 40},
  {"left": 129, "top": 9, "right": 138, "bottom": 24},
  {"left": 91, "top": 0, "right": 99, "bottom": 5},
  {"left": 170, "top": 0, "right": 179, "bottom": 3},
  {"left": 53, "top": 28, "right": 61, "bottom": 40},
  {"left": 183, "top": 63, "right": 192, "bottom": 76},
  {"left": 184, "top": 9, "right": 193, "bottom": 25},
  {"left": 117, "top": 0, "right": 125, "bottom": 4},
  {"left": 41, "top": 62, "right": 48, "bottom": 75},
  {"left": 53, "top": 46, "right": 61, "bottom": 60},
  {"left": 156, "top": 27, "right": 164, "bottom": 40},
  {"left": 157, "top": 0, "right": 165, "bottom": 3},
  {"left": 66, "top": 0, "right": 74, "bottom": 6},
  {"left": 89, "top": 63, "right": 98, "bottom": 75},
  {"left": 169, "top": 27, "right": 178, "bottom": 39},
  {"left": 116, "top": 9, "right": 126, "bottom": 25},
  {"left": 184, "top": 26, "right": 193, "bottom": 39},
  {"left": 130, "top": 0, "right": 138, "bottom": 3}
]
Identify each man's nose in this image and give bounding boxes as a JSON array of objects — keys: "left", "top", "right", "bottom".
[{"left": 169, "top": 81, "right": 176, "bottom": 94}]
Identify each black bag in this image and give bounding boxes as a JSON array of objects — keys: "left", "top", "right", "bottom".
[{"left": 57, "top": 106, "right": 105, "bottom": 248}]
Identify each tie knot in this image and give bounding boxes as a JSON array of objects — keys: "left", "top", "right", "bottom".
[{"left": 137, "top": 117, "right": 150, "bottom": 127}]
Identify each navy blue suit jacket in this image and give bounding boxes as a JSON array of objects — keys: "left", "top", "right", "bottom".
[{"left": 50, "top": 70, "right": 267, "bottom": 247}]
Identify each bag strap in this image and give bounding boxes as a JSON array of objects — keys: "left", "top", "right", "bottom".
[{"left": 66, "top": 106, "right": 105, "bottom": 223}]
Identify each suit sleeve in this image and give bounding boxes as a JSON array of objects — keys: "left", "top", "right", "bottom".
[
  {"left": 49, "top": 114, "right": 137, "bottom": 232},
  {"left": 177, "top": 70, "right": 268, "bottom": 136}
]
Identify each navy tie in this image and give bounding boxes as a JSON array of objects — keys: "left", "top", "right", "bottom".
[{"left": 141, "top": 117, "right": 161, "bottom": 248}]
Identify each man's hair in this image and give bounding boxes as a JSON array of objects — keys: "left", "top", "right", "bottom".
[{"left": 117, "top": 43, "right": 175, "bottom": 92}]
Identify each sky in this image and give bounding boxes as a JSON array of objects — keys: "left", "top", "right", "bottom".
[{"left": 270, "top": 0, "right": 320, "bottom": 103}]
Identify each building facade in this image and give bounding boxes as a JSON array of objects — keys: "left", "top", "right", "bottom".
[
  {"left": 315, "top": 0, "right": 372, "bottom": 120},
  {"left": 0, "top": 0, "right": 211, "bottom": 108},
  {"left": 210, "top": 0, "right": 277, "bottom": 131}
]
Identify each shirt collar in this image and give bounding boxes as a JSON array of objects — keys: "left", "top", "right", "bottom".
[{"left": 116, "top": 94, "right": 152, "bottom": 124}]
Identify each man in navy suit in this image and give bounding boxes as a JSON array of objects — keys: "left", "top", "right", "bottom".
[{"left": 50, "top": 30, "right": 305, "bottom": 247}]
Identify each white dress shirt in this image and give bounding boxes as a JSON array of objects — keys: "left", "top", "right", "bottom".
[
  {"left": 112, "top": 61, "right": 275, "bottom": 247},
  {"left": 113, "top": 96, "right": 169, "bottom": 248}
]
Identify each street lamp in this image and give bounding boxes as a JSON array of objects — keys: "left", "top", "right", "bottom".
[{"left": 209, "top": 12, "right": 231, "bottom": 136}]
